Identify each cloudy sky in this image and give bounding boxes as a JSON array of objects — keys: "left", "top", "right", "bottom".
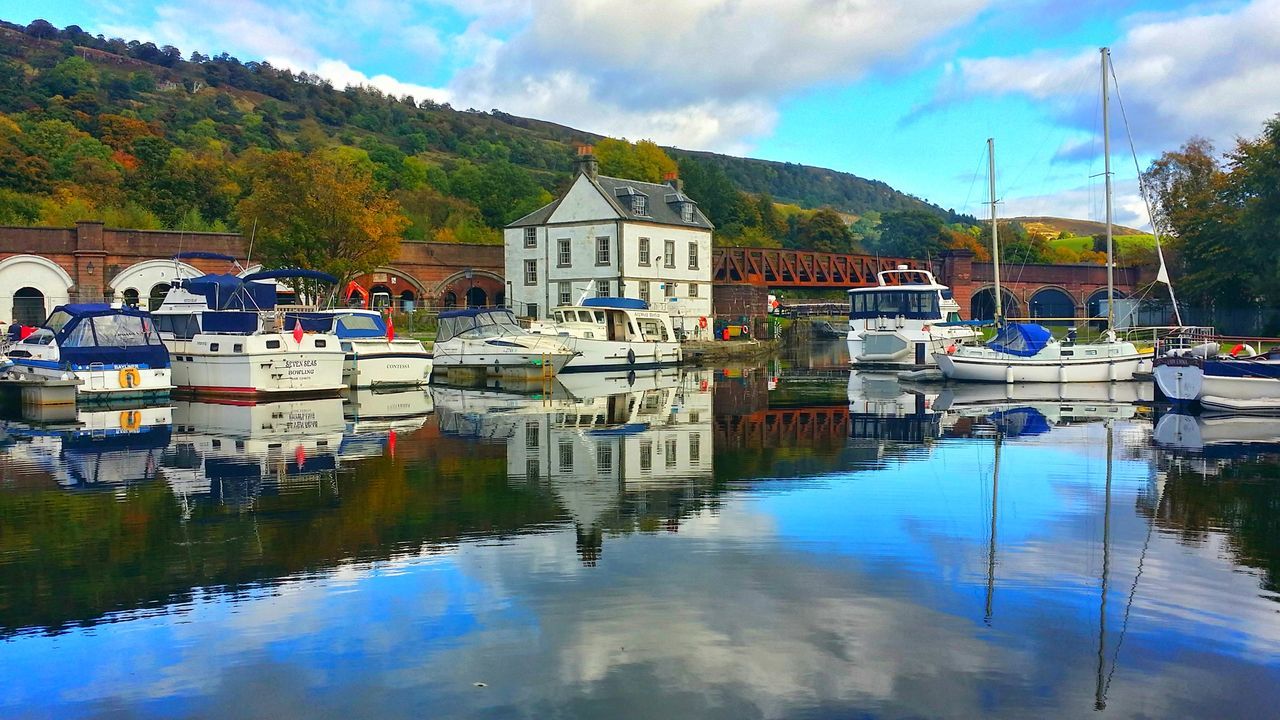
[{"left": 15, "top": 0, "right": 1280, "bottom": 227}]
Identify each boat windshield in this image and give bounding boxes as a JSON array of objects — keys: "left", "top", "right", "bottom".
[
  {"left": 849, "top": 289, "right": 941, "bottom": 319},
  {"left": 438, "top": 310, "right": 525, "bottom": 342}
]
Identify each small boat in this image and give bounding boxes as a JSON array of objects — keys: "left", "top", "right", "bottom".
[
  {"left": 811, "top": 321, "right": 845, "bottom": 340},
  {"left": 1153, "top": 350, "right": 1280, "bottom": 412},
  {"left": 847, "top": 266, "right": 980, "bottom": 370},
  {"left": 432, "top": 307, "right": 577, "bottom": 379},
  {"left": 4, "top": 303, "right": 173, "bottom": 399},
  {"left": 290, "top": 308, "right": 433, "bottom": 388},
  {"left": 151, "top": 268, "right": 346, "bottom": 398},
  {"left": 530, "top": 297, "right": 682, "bottom": 372}
]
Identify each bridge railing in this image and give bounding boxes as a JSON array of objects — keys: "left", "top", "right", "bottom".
[{"left": 712, "top": 247, "right": 920, "bottom": 287}]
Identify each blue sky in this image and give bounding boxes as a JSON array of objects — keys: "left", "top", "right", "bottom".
[{"left": 9, "top": 0, "right": 1279, "bottom": 227}]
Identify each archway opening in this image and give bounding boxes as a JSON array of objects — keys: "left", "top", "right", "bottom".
[
  {"left": 1086, "top": 289, "right": 1128, "bottom": 327},
  {"left": 149, "top": 283, "right": 171, "bottom": 311},
  {"left": 443, "top": 291, "right": 458, "bottom": 309},
  {"left": 370, "top": 285, "right": 392, "bottom": 309},
  {"left": 969, "top": 288, "right": 1019, "bottom": 322},
  {"left": 495, "top": 291, "right": 506, "bottom": 308},
  {"left": 399, "top": 289, "right": 415, "bottom": 311},
  {"left": 122, "top": 288, "right": 141, "bottom": 308},
  {"left": 466, "top": 287, "right": 488, "bottom": 308},
  {"left": 1029, "top": 288, "right": 1076, "bottom": 326},
  {"left": 12, "top": 287, "right": 45, "bottom": 326}
]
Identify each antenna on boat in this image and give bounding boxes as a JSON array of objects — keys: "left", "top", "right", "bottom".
[
  {"left": 988, "top": 138, "right": 1003, "bottom": 323},
  {"left": 1102, "top": 47, "right": 1115, "bottom": 330},
  {"left": 244, "top": 218, "right": 257, "bottom": 273}
]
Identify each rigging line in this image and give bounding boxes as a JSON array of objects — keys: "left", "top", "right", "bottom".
[
  {"left": 961, "top": 145, "right": 987, "bottom": 220},
  {"left": 1103, "top": 466, "right": 1166, "bottom": 700},
  {"left": 1108, "top": 59, "right": 1183, "bottom": 325}
]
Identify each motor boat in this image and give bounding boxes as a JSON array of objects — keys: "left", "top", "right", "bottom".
[
  {"left": 150, "top": 267, "right": 345, "bottom": 398},
  {"left": 1153, "top": 350, "right": 1280, "bottom": 413},
  {"left": 847, "top": 266, "right": 980, "bottom": 370},
  {"left": 530, "top": 297, "right": 681, "bottom": 372},
  {"left": 4, "top": 303, "right": 173, "bottom": 399},
  {"left": 432, "top": 307, "right": 577, "bottom": 379},
  {"left": 290, "top": 308, "right": 433, "bottom": 388}
]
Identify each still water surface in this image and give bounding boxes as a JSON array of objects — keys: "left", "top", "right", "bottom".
[{"left": 2, "top": 356, "right": 1279, "bottom": 718}]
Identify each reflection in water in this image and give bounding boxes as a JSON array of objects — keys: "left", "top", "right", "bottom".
[{"left": 1, "top": 369, "right": 1280, "bottom": 718}]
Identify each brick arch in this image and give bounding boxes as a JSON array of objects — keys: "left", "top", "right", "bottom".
[
  {"left": 1027, "top": 284, "right": 1079, "bottom": 325},
  {"left": 434, "top": 269, "right": 504, "bottom": 308},
  {"left": 968, "top": 284, "right": 1022, "bottom": 321},
  {"left": 347, "top": 267, "right": 431, "bottom": 308}
]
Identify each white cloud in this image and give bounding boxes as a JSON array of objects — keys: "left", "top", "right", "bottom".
[
  {"left": 313, "top": 59, "right": 450, "bottom": 105},
  {"left": 949, "top": 0, "right": 1280, "bottom": 154},
  {"left": 1002, "top": 178, "right": 1152, "bottom": 230}
]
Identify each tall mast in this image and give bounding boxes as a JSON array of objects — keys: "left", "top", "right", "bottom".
[
  {"left": 988, "top": 138, "right": 1002, "bottom": 322},
  {"left": 1102, "top": 47, "right": 1115, "bottom": 329}
]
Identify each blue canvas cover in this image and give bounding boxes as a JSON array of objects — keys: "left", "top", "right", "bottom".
[
  {"left": 987, "top": 322, "right": 1052, "bottom": 357},
  {"left": 201, "top": 311, "right": 259, "bottom": 334},
  {"left": 242, "top": 269, "right": 339, "bottom": 284},
  {"left": 581, "top": 297, "right": 649, "bottom": 310},
  {"left": 180, "top": 274, "right": 276, "bottom": 310},
  {"left": 47, "top": 304, "right": 170, "bottom": 369},
  {"left": 990, "top": 408, "right": 1051, "bottom": 437}
]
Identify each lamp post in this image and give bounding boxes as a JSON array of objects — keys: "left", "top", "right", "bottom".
[{"left": 464, "top": 268, "right": 474, "bottom": 307}]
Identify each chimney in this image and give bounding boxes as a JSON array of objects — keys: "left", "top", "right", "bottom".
[
  {"left": 574, "top": 144, "right": 598, "bottom": 180},
  {"left": 663, "top": 171, "right": 683, "bottom": 193}
]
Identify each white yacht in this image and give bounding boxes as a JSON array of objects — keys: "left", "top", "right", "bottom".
[
  {"left": 935, "top": 124, "right": 1146, "bottom": 383},
  {"left": 846, "top": 266, "right": 980, "bottom": 370},
  {"left": 432, "top": 307, "right": 577, "bottom": 379},
  {"left": 530, "top": 297, "right": 682, "bottom": 372},
  {"left": 293, "top": 308, "right": 433, "bottom": 388},
  {"left": 4, "top": 303, "right": 173, "bottom": 399},
  {"left": 150, "top": 269, "right": 345, "bottom": 398}
]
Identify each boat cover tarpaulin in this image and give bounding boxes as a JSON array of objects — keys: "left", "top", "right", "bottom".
[
  {"left": 987, "top": 322, "right": 1052, "bottom": 357},
  {"left": 181, "top": 274, "right": 276, "bottom": 310}
]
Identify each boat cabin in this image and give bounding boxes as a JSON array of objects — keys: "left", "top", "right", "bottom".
[
  {"left": 436, "top": 308, "right": 529, "bottom": 343},
  {"left": 543, "top": 298, "right": 676, "bottom": 343},
  {"left": 6, "top": 303, "right": 168, "bottom": 368},
  {"left": 848, "top": 268, "right": 961, "bottom": 323}
]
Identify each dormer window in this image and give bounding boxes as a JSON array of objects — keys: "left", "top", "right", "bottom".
[
  {"left": 681, "top": 203, "right": 694, "bottom": 223},
  {"left": 632, "top": 194, "right": 648, "bottom": 215}
]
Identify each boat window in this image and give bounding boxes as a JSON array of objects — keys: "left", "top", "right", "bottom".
[
  {"left": 594, "top": 311, "right": 606, "bottom": 324},
  {"left": 234, "top": 344, "right": 243, "bottom": 353},
  {"left": 336, "top": 314, "right": 382, "bottom": 333},
  {"left": 315, "top": 339, "right": 327, "bottom": 348},
  {"left": 849, "top": 290, "right": 940, "bottom": 319},
  {"left": 22, "top": 328, "right": 57, "bottom": 346},
  {"left": 210, "top": 343, "right": 220, "bottom": 352},
  {"left": 458, "top": 310, "right": 525, "bottom": 339},
  {"left": 92, "top": 314, "right": 152, "bottom": 346},
  {"left": 554, "top": 311, "right": 564, "bottom": 323},
  {"left": 45, "top": 310, "right": 73, "bottom": 334},
  {"left": 638, "top": 319, "right": 669, "bottom": 341},
  {"left": 266, "top": 339, "right": 281, "bottom": 349}
]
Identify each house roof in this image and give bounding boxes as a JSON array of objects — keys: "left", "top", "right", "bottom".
[{"left": 507, "top": 174, "right": 714, "bottom": 230}]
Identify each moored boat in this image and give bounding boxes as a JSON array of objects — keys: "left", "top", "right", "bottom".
[
  {"left": 432, "top": 307, "right": 577, "bottom": 379},
  {"left": 530, "top": 297, "right": 681, "bottom": 372},
  {"left": 4, "top": 303, "right": 173, "bottom": 399},
  {"left": 847, "top": 266, "right": 980, "bottom": 370},
  {"left": 151, "top": 269, "right": 346, "bottom": 398},
  {"left": 291, "top": 308, "right": 433, "bottom": 388},
  {"left": 1153, "top": 351, "right": 1280, "bottom": 412}
]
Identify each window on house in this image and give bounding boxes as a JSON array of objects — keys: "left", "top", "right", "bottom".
[
  {"left": 558, "top": 282, "right": 571, "bottom": 306},
  {"left": 664, "top": 240, "right": 675, "bottom": 268},
  {"left": 525, "top": 424, "right": 539, "bottom": 449},
  {"left": 665, "top": 282, "right": 676, "bottom": 298},
  {"left": 665, "top": 438, "right": 678, "bottom": 468},
  {"left": 526, "top": 458, "right": 540, "bottom": 481},
  {"left": 597, "top": 446, "right": 613, "bottom": 473},
  {"left": 690, "top": 434, "right": 700, "bottom": 464},
  {"left": 523, "top": 227, "right": 537, "bottom": 249},
  {"left": 632, "top": 194, "right": 648, "bottom": 215},
  {"left": 639, "top": 237, "right": 651, "bottom": 265},
  {"left": 682, "top": 203, "right": 694, "bottom": 223},
  {"left": 557, "top": 238, "right": 571, "bottom": 266},
  {"left": 596, "top": 236, "right": 611, "bottom": 265},
  {"left": 524, "top": 259, "right": 537, "bottom": 285},
  {"left": 639, "top": 281, "right": 650, "bottom": 304},
  {"left": 689, "top": 283, "right": 699, "bottom": 298},
  {"left": 689, "top": 242, "right": 699, "bottom": 270},
  {"left": 526, "top": 303, "right": 539, "bottom": 319},
  {"left": 640, "top": 441, "right": 652, "bottom": 471},
  {"left": 596, "top": 280, "right": 610, "bottom": 298},
  {"left": 559, "top": 440, "right": 573, "bottom": 471}
]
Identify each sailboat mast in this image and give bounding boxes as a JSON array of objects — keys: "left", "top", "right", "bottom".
[
  {"left": 984, "top": 432, "right": 1001, "bottom": 625},
  {"left": 1095, "top": 423, "right": 1114, "bottom": 711},
  {"left": 1102, "top": 47, "right": 1115, "bottom": 329},
  {"left": 988, "top": 138, "right": 1003, "bottom": 322}
]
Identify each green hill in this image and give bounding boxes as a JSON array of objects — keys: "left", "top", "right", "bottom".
[{"left": 0, "top": 18, "right": 973, "bottom": 242}]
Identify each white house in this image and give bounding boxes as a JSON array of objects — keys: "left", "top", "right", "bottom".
[{"left": 504, "top": 147, "right": 714, "bottom": 339}]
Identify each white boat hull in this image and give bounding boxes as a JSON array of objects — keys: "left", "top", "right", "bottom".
[
  {"left": 433, "top": 339, "right": 575, "bottom": 378},
  {"left": 1152, "top": 358, "right": 1203, "bottom": 402},
  {"left": 560, "top": 339, "right": 681, "bottom": 373},
  {"left": 9, "top": 362, "right": 173, "bottom": 398},
  {"left": 1154, "top": 357, "right": 1280, "bottom": 412},
  {"left": 167, "top": 333, "right": 346, "bottom": 398},
  {"left": 343, "top": 339, "right": 433, "bottom": 387},
  {"left": 935, "top": 349, "right": 1146, "bottom": 383}
]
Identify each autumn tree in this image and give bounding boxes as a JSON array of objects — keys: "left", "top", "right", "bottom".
[
  {"left": 595, "top": 138, "right": 677, "bottom": 183},
  {"left": 237, "top": 151, "right": 409, "bottom": 287}
]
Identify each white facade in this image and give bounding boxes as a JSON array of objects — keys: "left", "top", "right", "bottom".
[{"left": 505, "top": 170, "right": 714, "bottom": 340}]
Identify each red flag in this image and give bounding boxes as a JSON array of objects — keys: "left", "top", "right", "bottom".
[
  {"left": 387, "top": 429, "right": 397, "bottom": 457},
  {"left": 386, "top": 312, "right": 395, "bottom": 341},
  {"left": 292, "top": 319, "right": 304, "bottom": 344},
  {"left": 295, "top": 444, "right": 306, "bottom": 469}
]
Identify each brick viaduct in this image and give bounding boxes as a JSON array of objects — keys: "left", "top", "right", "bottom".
[{"left": 0, "top": 222, "right": 1138, "bottom": 326}]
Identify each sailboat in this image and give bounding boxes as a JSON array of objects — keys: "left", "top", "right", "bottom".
[{"left": 935, "top": 49, "right": 1148, "bottom": 383}]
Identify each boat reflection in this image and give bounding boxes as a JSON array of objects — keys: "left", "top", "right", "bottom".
[
  {"left": 1153, "top": 411, "right": 1280, "bottom": 460},
  {"left": 1, "top": 404, "right": 172, "bottom": 488},
  {"left": 935, "top": 381, "right": 1146, "bottom": 429},
  {"left": 846, "top": 371, "right": 942, "bottom": 445}
]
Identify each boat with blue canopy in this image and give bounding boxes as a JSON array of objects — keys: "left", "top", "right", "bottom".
[
  {"left": 529, "top": 296, "right": 681, "bottom": 372},
  {"left": 4, "top": 303, "right": 173, "bottom": 398},
  {"left": 285, "top": 308, "right": 433, "bottom": 388},
  {"left": 150, "top": 265, "right": 345, "bottom": 398}
]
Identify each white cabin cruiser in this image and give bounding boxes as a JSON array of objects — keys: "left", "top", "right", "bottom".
[
  {"left": 150, "top": 267, "right": 345, "bottom": 398},
  {"left": 847, "top": 267, "right": 979, "bottom": 370},
  {"left": 1153, "top": 350, "right": 1280, "bottom": 412},
  {"left": 432, "top": 307, "right": 577, "bottom": 379},
  {"left": 292, "top": 309, "right": 433, "bottom": 388},
  {"left": 530, "top": 297, "right": 682, "bottom": 372},
  {"left": 4, "top": 303, "right": 173, "bottom": 399}
]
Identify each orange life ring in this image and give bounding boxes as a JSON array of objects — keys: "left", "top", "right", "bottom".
[
  {"left": 699, "top": 316, "right": 708, "bottom": 329},
  {"left": 699, "top": 379, "right": 708, "bottom": 391},
  {"left": 119, "top": 410, "right": 141, "bottom": 431},
  {"left": 118, "top": 367, "right": 142, "bottom": 388}
]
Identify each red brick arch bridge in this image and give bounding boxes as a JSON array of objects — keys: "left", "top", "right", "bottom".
[{"left": 0, "top": 223, "right": 1137, "bottom": 326}]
